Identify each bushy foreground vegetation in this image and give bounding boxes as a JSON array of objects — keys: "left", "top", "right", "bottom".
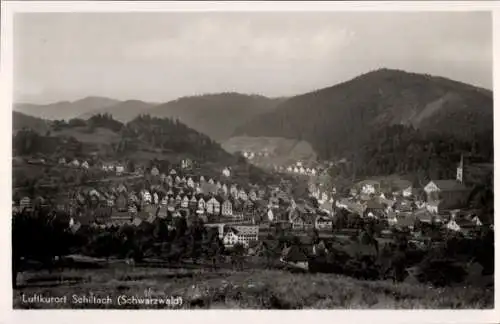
[
  {"left": 13, "top": 207, "right": 494, "bottom": 299},
  {"left": 14, "top": 266, "right": 493, "bottom": 309}
]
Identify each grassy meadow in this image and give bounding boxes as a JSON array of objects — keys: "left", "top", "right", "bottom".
[{"left": 14, "top": 265, "right": 494, "bottom": 309}]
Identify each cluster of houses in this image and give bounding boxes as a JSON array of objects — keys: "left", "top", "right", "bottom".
[
  {"left": 274, "top": 161, "right": 319, "bottom": 176},
  {"left": 13, "top": 165, "right": 298, "bottom": 248},
  {"left": 242, "top": 150, "right": 271, "bottom": 160},
  {"left": 13, "top": 155, "right": 491, "bottom": 251},
  {"left": 332, "top": 157, "right": 490, "bottom": 235}
]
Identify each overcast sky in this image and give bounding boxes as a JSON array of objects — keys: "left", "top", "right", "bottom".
[{"left": 14, "top": 11, "right": 492, "bottom": 104}]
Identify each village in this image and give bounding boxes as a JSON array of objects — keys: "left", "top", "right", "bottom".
[{"left": 12, "top": 149, "right": 491, "bottom": 263}]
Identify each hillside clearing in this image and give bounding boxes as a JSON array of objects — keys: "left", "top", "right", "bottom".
[{"left": 52, "top": 127, "right": 122, "bottom": 144}]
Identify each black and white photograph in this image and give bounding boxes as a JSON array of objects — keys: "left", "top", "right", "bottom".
[{"left": 3, "top": 1, "right": 497, "bottom": 315}]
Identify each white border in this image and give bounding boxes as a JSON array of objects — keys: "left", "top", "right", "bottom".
[{"left": 1, "top": 2, "right": 499, "bottom": 324}]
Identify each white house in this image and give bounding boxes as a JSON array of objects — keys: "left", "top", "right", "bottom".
[
  {"left": 426, "top": 201, "right": 439, "bottom": 214},
  {"left": 198, "top": 198, "right": 206, "bottom": 211},
  {"left": 472, "top": 216, "right": 483, "bottom": 227},
  {"left": 387, "top": 212, "right": 398, "bottom": 226},
  {"left": 58, "top": 157, "right": 67, "bottom": 165},
  {"left": 116, "top": 165, "right": 125, "bottom": 175},
  {"left": 446, "top": 219, "right": 461, "bottom": 232},
  {"left": 187, "top": 177, "right": 195, "bottom": 188},
  {"left": 81, "top": 161, "right": 90, "bottom": 169},
  {"left": 206, "top": 197, "right": 220, "bottom": 215},
  {"left": 129, "top": 204, "right": 138, "bottom": 215},
  {"left": 358, "top": 180, "right": 380, "bottom": 195},
  {"left": 223, "top": 228, "right": 240, "bottom": 248},
  {"left": 153, "top": 193, "right": 159, "bottom": 205},
  {"left": 71, "top": 159, "right": 80, "bottom": 167},
  {"left": 20, "top": 196, "right": 31, "bottom": 210},
  {"left": 238, "top": 189, "right": 248, "bottom": 201},
  {"left": 391, "top": 180, "right": 413, "bottom": 197},
  {"left": 181, "top": 196, "right": 189, "bottom": 208},
  {"left": 181, "top": 159, "right": 192, "bottom": 169},
  {"left": 222, "top": 200, "right": 233, "bottom": 216},
  {"left": 293, "top": 167, "right": 300, "bottom": 173},
  {"left": 230, "top": 185, "right": 238, "bottom": 197},
  {"left": 232, "top": 225, "right": 259, "bottom": 247},
  {"left": 267, "top": 208, "right": 274, "bottom": 222},
  {"left": 222, "top": 167, "right": 231, "bottom": 177},
  {"left": 335, "top": 199, "right": 349, "bottom": 210},
  {"left": 142, "top": 191, "right": 152, "bottom": 204},
  {"left": 249, "top": 190, "right": 258, "bottom": 201},
  {"left": 315, "top": 215, "right": 333, "bottom": 230}
]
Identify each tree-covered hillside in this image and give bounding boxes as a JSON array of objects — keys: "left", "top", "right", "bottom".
[{"left": 234, "top": 69, "right": 493, "bottom": 177}]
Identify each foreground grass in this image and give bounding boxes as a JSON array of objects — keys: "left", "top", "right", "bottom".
[{"left": 14, "top": 266, "right": 494, "bottom": 309}]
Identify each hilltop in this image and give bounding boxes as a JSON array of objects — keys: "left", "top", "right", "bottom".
[
  {"left": 77, "top": 100, "right": 157, "bottom": 123},
  {"left": 13, "top": 113, "right": 231, "bottom": 163},
  {"left": 14, "top": 96, "right": 120, "bottom": 121},
  {"left": 149, "top": 93, "right": 284, "bottom": 141},
  {"left": 13, "top": 111, "right": 50, "bottom": 134},
  {"left": 15, "top": 93, "right": 285, "bottom": 142},
  {"left": 234, "top": 68, "right": 493, "bottom": 178},
  {"left": 12, "top": 113, "right": 284, "bottom": 187}
]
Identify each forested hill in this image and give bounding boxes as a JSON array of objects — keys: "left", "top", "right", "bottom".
[
  {"left": 13, "top": 113, "right": 284, "bottom": 187},
  {"left": 13, "top": 113, "right": 233, "bottom": 163},
  {"left": 14, "top": 96, "right": 120, "bottom": 121},
  {"left": 77, "top": 100, "right": 156, "bottom": 123},
  {"left": 13, "top": 111, "right": 50, "bottom": 135},
  {"left": 148, "top": 92, "right": 284, "bottom": 141},
  {"left": 118, "top": 114, "right": 234, "bottom": 163},
  {"left": 234, "top": 68, "right": 493, "bottom": 176}
]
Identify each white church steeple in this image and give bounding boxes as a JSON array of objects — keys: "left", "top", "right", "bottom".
[{"left": 456, "top": 154, "right": 464, "bottom": 183}]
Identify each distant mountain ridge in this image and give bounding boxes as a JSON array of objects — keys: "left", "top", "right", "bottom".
[
  {"left": 15, "top": 92, "right": 285, "bottom": 142},
  {"left": 14, "top": 96, "right": 120, "bottom": 121},
  {"left": 233, "top": 68, "right": 493, "bottom": 160},
  {"left": 77, "top": 100, "right": 157, "bottom": 123},
  {"left": 148, "top": 92, "right": 285, "bottom": 141}
]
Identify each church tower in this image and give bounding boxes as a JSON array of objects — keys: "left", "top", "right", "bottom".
[{"left": 456, "top": 154, "right": 464, "bottom": 183}]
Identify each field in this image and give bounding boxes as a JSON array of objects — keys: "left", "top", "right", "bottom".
[
  {"left": 14, "top": 263, "right": 494, "bottom": 309},
  {"left": 221, "top": 136, "right": 317, "bottom": 166},
  {"left": 52, "top": 127, "right": 122, "bottom": 144}
]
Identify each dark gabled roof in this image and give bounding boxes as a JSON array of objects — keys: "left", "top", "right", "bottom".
[
  {"left": 431, "top": 180, "right": 468, "bottom": 191},
  {"left": 456, "top": 218, "right": 477, "bottom": 228},
  {"left": 137, "top": 211, "right": 150, "bottom": 220},
  {"left": 366, "top": 200, "right": 384, "bottom": 210},
  {"left": 223, "top": 226, "right": 239, "bottom": 235},
  {"left": 281, "top": 245, "right": 308, "bottom": 262},
  {"left": 391, "top": 179, "right": 413, "bottom": 191},
  {"left": 396, "top": 214, "right": 416, "bottom": 228}
]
